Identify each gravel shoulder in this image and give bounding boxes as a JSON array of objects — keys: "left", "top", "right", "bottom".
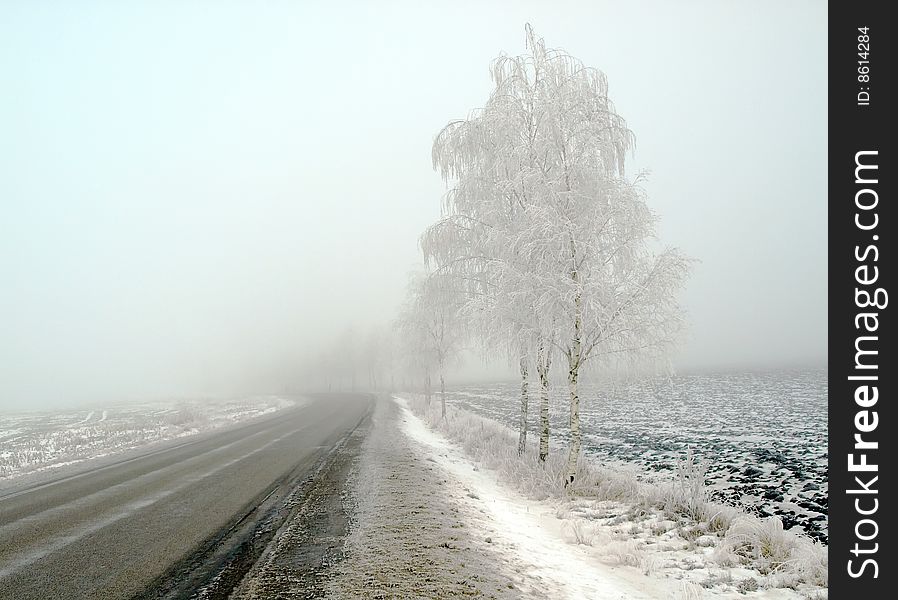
[
  {"left": 228, "top": 400, "right": 369, "bottom": 599},
  {"left": 323, "top": 396, "right": 543, "bottom": 600},
  {"left": 0, "top": 394, "right": 369, "bottom": 600}
]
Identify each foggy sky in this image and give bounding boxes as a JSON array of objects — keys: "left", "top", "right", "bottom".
[{"left": 0, "top": 1, "right": 827, "bottom": 410}]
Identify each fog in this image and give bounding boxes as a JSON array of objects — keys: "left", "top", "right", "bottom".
[{"left": 0, "top": 1, "right": 826, "bottom": 411}]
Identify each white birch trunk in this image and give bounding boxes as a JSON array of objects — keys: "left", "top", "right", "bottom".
[
  {"left": 565, "top": 293, "right": 583, "bottom": 485},
  {"left": 565, "top": 360, "right": 581, "bottom": 485},
  {"left": 440, "top": 369, "right": 446, "bottom": 419},
  {"left": 536, "top": 341, "right": 551, "bottom": 463},
  {"left": 517, "top": 354, "right": 529, "bottom": 456}
]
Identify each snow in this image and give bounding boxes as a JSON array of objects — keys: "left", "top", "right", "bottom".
[
  {"left": 397, "top": 396, "right": 661, "bottom": 599},
  {"left": 394, "top": 396, "right": 819, "bottom": 600},
  {"left": 0, "top": 395, "right": 301, "bottom": 485},
  {"left": 441, "top": 370, "right": 828, "bottom": 544}
]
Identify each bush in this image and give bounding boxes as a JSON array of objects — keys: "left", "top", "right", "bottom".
[{"left": 720, "top": 516, "right": 827, "bottom": 587}]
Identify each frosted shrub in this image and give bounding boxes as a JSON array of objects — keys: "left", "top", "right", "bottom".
[
  {"left": 705, "top": 504, "right": 740, "bottom": 534},
  {"left": 668, "top": 581, "right": 704, "bottom": 600},
  {"left": 674, "top": 448, "right": 709, "bottom": 521},
  {"left": 601, "top": 540, "right": 644, "bottom": 567},
  {"left": 163, "top": 403, "right": 209, "bottom": 428},
  {"left": 719, "top": 516, "right": 828, "bottom": 587},
  {"left": 594, "top": 468, "right": 640, "bottom": 502},
  {"left": 563, "top": 519, "right": 598, "bottom": 546},
  {"left": 725, "top": 516, "right": 792, "bottom": 572}
]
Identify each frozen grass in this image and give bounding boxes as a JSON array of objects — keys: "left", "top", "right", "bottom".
[
  {"left": 444, "top": 373, "right": 829, "bottom": 545},
  {"left": 715, "top": 516, "right": 828, "bottom": 588},
  {"left": 403, "top": 393, "right": 827, "bottom": 592},
  {"left": 669, "top": 581, "right": 705, "bottom": 600}
]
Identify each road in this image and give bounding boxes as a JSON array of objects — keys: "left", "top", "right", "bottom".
[{"left": 0, "top": 393, "right": 372, "bottom": 600}]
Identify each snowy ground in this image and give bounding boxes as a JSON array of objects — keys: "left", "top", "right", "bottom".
[
  {"left": 444, "top": 369, "right": 827, "bottom": 544},
  {"left": 393, "top": 395, "right": 827, "bottom": 600},
  {"left": 0, "top": 396, "right": 297, "bottom": 484}
]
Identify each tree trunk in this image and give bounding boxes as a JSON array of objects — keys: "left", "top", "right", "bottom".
[
  {"left": 517, "top": 354, "right": 529, "bottom": 456},
  {"left": 536, "top": 341, "right": 551, "bottom": 463},
  {"left": 440, "top": 367, "right": 446, "bottom": 419},
  {"left": 425, "top": 371, "right": 432, "bottom": 405},
  {"left": 565, "top": 361, "right": 581, "bottom": 485},
  {"left": 565, "top": 294, "right": 583, "bottom": 486}
]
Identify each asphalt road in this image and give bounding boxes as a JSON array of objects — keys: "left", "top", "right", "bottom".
[{"left": 0, "top": 393, "right": 372, "bottom": 600}]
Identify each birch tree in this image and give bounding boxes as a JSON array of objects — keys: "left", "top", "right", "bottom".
[
  {"left": 426, "top": 26, "right": 690, "bottom": 484},
  {"left": 396, "top": 297, "right": 434, "bottom": 403},
  {"left": 363, "top": 327, "right": 386, "bottom": 390},
  {"left": 423, "top": 26, "right": 559, "bottom": 459},
  {"left": 489, "top": 29, "right": 690, "bottom": 485},
  {"left": 398, "top": 272, "right": 464, "bottom": 418}
]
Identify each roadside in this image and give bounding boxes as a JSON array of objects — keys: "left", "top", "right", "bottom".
[
  {"left": 398, "top": 395, "right": 827, "bottom": 600},
  {"left": 223, "top": 398, "right": 371, "bottom": 600},
  {"left": 395, "top": 396, "right": 681, "bottom": 599},
  {"left": 324, "top": 395, "right": 533, "bottom": 599},
  {"left": 227, "top": 392, "right": 826, "bottom": 599}
]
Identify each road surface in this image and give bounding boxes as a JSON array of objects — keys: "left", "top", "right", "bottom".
[{"left": 0, "top": 393, "right": 372, "bottom": 600}]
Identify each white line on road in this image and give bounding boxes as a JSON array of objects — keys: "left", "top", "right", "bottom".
[{"left": 0, "top": 429, "right": 301, "bottom": 580}]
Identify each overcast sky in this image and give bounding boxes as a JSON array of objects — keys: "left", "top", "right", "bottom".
[{"left": 0, "top": 1, "right": 826, "bottom": 410}]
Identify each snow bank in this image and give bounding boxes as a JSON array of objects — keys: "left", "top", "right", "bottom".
[
  {"left": 397, "top": 394, "right": 828, "bottom": 599},
  {"left": 398, "top": 397, "right": 672, "bottom": 599}
]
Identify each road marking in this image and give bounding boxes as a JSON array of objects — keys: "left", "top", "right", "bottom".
[
  {"left": 0, "top": 405, "right": 309, "bottom": 502},
  {"left": 0, "top": 423, "right": 284, "bottom": 523},
  {"left": 0, "top": 428, "right": 303, "bottom": 580}
]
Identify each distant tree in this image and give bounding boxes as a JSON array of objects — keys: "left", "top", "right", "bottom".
[
  {"left": 399, "top": 272, "right": 465, "bottom": 418},
  {"left": 381, "top": 327, "right": 399, "bottom": 392},
  {"left": 363, "top": 327, "right": 385, "bottom": 390},
  {"left": 396, "top": 297, "right": 434, "bottom": 402},
  {"left": 336, "top": 327, "right": 361, "bottom": 391}
]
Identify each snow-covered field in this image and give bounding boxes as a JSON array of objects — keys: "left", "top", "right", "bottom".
[
  {"left": 399, "top": 394, "right": 827, "bottom": 599},
  {"left": 0, "top": 396, "right": 297, "bottom": 483},
  {"left": 444, "top": 369, "right": 827, "bottom": 543}
]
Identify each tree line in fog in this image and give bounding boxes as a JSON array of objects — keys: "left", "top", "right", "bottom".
[{"left": 307, "top": 27, "right": 690, "bottom": 485}]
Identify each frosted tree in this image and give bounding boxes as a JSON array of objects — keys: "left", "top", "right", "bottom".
[
  {"left": 398, "top": 272, "right": 464, "bottom": 417},
  {"left": 363, "top": 327, "right": 386, "bottom": 390},
  {"left": 458, "top": 260, "right": 557, "bottom": 462},
  {"left": 426, "top": 26, "right": 690, "bottom": 483},
  {"left": 338, "top": 327, "right": 361, "bottom": 391},
  {"left": 494, "top": 30, "right": 690, "bottom": 485},
  {"left": 396, "top": 297, "right": 435, "bottom": 403},
  {"left": 382, "top": 327, "right": 399, "bottom": 392},
  {"left": 458, "top": 266, "right": 544, "bottom": 457},
  {"left": 423, "top": 26, "right": 559, "bottom": 459}
]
